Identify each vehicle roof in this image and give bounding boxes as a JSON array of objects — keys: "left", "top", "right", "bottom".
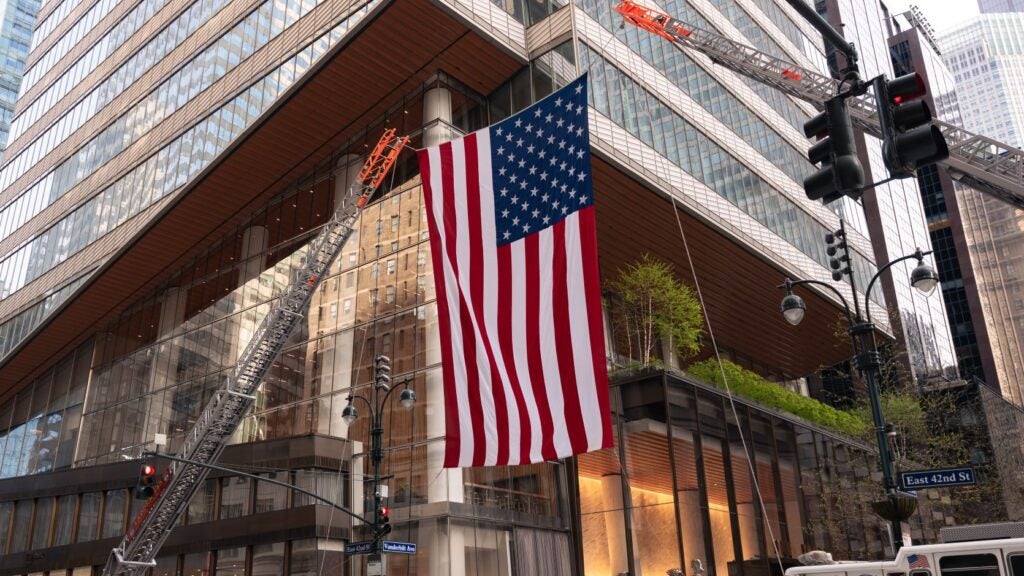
[{"left": 786, "top": 538, "right": 1024, "bottom": 574}]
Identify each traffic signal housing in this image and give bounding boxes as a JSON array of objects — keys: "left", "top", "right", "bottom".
[
  {"left": 375, "top": 354, "right": 391, "bottom": 391},
  {"left": 377, "top": 505, "right": 391, "bottom": 537},
  {"left": 373, "top": 493, "right": 392, "bottom": 541},
  {"left": 803, "top": 96, "right": 865, "bottom": 203},
  {"left": 135, "top": 463, "right": 157, "bottom": 499},
  {"left": 825, "top": 226, "right": 851, "bottom": 282},
  {"left": 873, "top": 73, "right": 949, "bottom": 177}
]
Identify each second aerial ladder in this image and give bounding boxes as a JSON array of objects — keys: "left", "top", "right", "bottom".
[{"left": 613, "top": 0, "right": 1024, "bottom": 210}]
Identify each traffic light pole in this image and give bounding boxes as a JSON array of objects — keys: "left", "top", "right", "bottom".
[
  {"left": 341, "top": 356, "right": 417, "bottom": 550},
  {"left": 780, "top": 222, "right": 939, "bottom": 553},
  {"left": 783, "top": 0, "right": 859, "bottom": 80}
]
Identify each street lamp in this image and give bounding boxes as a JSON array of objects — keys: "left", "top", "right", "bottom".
[
  {"left": 778, "top": 220, "right": 937, "bottom": 551},
  {"left": 341, "top": 355, "right": 416, "bottom": 546}
]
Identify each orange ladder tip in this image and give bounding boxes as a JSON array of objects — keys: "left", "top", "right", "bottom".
[
  {"left": 356, "top": 130, "right": 411, "bottom": 200},
  {"left": 614, "top": 1, "right": 690, "bottom": 38}
]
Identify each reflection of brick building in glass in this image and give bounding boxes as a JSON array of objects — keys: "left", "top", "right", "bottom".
[{"left": 0, "top": 0, "right": 966, "bottom": 573}]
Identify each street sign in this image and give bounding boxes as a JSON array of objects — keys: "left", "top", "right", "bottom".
[
  {"left": 382, "top": 541, "right": 417, "bottom": 554},
  {"left": 345, "top": 541, "right": 375, "bottom": 555},
  {"left": 901, "top": 467, "right": 976, "bottom": 489}
]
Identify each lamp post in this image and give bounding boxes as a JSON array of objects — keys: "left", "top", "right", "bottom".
[
  {"left": 340, "top": 355, "right": 417, "bottom": 547},
  {"left": 778, "top": 220, "right": 939, "bottom": 551}
]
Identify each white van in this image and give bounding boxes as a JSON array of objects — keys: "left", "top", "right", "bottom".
[{"left": 785, "top": 527, "right": 1024, "bottom": 576}]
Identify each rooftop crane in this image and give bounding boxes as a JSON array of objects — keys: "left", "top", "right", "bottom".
[
  {"left": 102, "top": 129, "right": 409, "bottom": 575},
  {"left": 614, "top": 1, "right": 1024, "bottom": 210}
]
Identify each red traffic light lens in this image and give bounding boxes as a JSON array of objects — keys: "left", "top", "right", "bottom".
[
  {"left": 141, "top": 464, "right": 155, "bottom": 476},
  {"left": 380, "top": 507, "right": 389, "bottom": 516},
  {"left": 888, "top": 73, "right": 926, "bottom": 104}
]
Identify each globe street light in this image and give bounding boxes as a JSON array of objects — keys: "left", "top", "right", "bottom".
[
  {"left": 778, "top": 221, "right": 938, "bottom": 551},
  {"left": 341, "top": 355, "right": 416, "bottom": 548}
]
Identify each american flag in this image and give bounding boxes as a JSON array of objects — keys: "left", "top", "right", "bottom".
[
  {"left": 908, "top": 554, "right": 930, "bottom": 569},
  {"left": 417, "top": 76, "right": 613, "bottom": 468}
]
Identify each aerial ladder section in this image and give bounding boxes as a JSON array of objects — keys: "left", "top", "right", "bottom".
[
  {"left": 102, "top": 129, "right": 409, "bottom": 576},
  {"left": 614, "top": 1, "right": 1024, "bottom": 211}
]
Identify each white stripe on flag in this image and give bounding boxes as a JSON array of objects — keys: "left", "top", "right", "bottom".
[
  {"left": 452, "top": 136, "right": 498, "bottom": 466},
  {"left": 510, "top": 240, "right": 544, "bottom": 464},
  {"left": 564, "top": 212, "right": 603, "bottom": 451},
  {"left": 475, "top": 132, "right": 522, "bottom": 467},
  {"left": 427, "top": 144, "right": 473, "bottom": 466},
  {"left": 537, "top": 226, "right": 573, "bottom": 458}
]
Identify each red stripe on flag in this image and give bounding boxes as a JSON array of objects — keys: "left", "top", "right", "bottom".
[
  {"left": 463, "top": 136, "right": 509, "bottom": 467},
  {"left": 417, "top": 147, "right": 462, "bottom": 467},
  {"left": 524, "top": 232, "right": 557, "bottom": 461},
  {"left": 551, "top": 220, "right": 587, "bottom": 456},
  {"left": 579, "top": 207, "right": 613, "bottom": 448},
  {"left": 497, "top": 244, "right": 532, "bottom": 465},
  {"left": 441, "top": 143, "right": 485, "bottom": 467},
  {"left": 442, "top": 142, "right": 485, "bottom": 467}
]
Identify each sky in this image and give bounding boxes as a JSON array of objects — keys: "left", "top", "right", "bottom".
[{"left": 881, "top": 0, "right": 981, "bottom": 35}]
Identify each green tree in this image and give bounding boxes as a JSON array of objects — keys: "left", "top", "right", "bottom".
[{"left": 609, "top": 254, "right": 704, "bottom": 366}]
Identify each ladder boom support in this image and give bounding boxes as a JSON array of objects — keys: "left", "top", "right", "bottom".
[
  {"left": 103, "top": 130, "right": 409, "bottom": 575},
  {"left": 613, "top": 1, "right": 1024, "bottom": 209}
]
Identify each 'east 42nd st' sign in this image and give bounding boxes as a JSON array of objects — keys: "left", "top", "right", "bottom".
[{"left": 900, "top": 467, "right": 976, "bottom": 489}]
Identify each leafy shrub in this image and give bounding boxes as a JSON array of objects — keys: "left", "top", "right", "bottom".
[{"left": 687, "top": 359, "right": 867, "bottom": 437}]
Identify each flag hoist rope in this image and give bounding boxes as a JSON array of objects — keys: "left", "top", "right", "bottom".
[
  {"left": 102, "top": 129, "right": 409, "bottom": 575},
  {"left": 598, "top": 25, "right": 789, "bottom": 574}
]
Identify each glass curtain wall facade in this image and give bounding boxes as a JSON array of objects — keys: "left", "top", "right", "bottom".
[
  {"left": 0, "top": 0, "right": 969, "bottom": 573},
  {"left": 978, "top": 0, "right": 1024, "bottom": 12},
  {"left": 572, "top": 0, "right": 894, "bottom": 346},
  {"left": 0, "top": 0, "right": 37, "bottom": 160},
  {"left": 0, "top": 29, "right": 580, "bottom": 569},
  {"left": 938, "top": 13, "right": 1024, "bottom": 406}
]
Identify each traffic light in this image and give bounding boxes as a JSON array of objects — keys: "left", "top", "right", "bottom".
[
  {"left": 135, "top": 463, "right": 157, "bottom": 499},
  {"left": 873, "top": 73, "right": 949, "bottom": 177},
  {"left": 373, "top": 493, "right": 392, "bottom": 541},
  {"left": 377, "top": 505, "right": 391, "bottom": 537},
  {"left": 803, "top": 96, "right": 865, "bottom": 203},
  {"left": 825, "top": 226, "right": 851, "bottom": 282},
  {"left": 375, "top": 355, "right": 391, "bottom": 391}
]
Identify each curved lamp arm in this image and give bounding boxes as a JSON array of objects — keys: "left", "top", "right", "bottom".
[
  {"left": 864, "top": 248, "right": 931, "bottom": 324},
  {"left": 780, "top": 277, "right": 856, "bottom": 327},
  {"left": 378, "top": 377, "right": 413, "bottom": 420},
  {"left": 347, "top": 393, "right": 374, "bottom": 414}
]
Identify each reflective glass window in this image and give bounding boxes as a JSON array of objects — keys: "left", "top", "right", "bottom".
[
  {"left": 76, "top": 492, "right": 100, "bottom": 542},
  {"left": 30, "top": 496, "right": 52, "bottom": 548},
  {"left": 219, "top": 476, "right": 251, "bottom": 519},
  {"left": 101, "top": 489, "right": 127, "bottom": 538}
]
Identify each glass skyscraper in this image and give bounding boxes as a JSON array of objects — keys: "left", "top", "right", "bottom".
[
  {"left": 939, "top": 10, "right": 1024, "bottom": 407},
  {"left": 978, "top": 0, "right": 1024, "bottom": 13},
  {"left": 0, "top": 0, "right": 963, "bottom": 572},
  {"left": 0, "top": 0, "right": 38, "bottom": 161}
]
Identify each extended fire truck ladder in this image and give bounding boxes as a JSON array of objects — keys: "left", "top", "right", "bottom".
[
  {"left": 614, "top": 1, "right": 1024, "bottom": 211},
  {"left": 102, "top": 130, "right": 409, "bottom": 576}
]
